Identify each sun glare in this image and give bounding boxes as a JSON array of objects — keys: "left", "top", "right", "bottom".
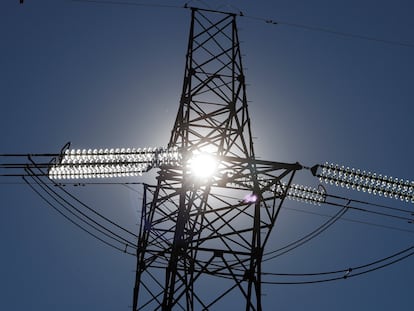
[{"left": 189, "top": 153, "right": 218, "bottom": 179}]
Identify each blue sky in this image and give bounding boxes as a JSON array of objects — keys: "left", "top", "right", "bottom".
[{"left": 1, "top": 1, "right": 414, "bottom": 310}]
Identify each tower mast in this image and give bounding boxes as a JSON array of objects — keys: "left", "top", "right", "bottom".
[{"left": 132, "top": 8, "right": 301, "bottom": 310}]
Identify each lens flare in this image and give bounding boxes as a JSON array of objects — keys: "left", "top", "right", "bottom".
[{"left": 243, "top": 193, "right": 258, "bottom": 203}]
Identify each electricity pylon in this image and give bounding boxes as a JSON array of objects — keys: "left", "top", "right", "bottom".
[
  {"left": 31, "top": 6, "right": 413, "bottom": 311},
  {"left": 131, "top": 8, "right": 301, "bottom": 310}
]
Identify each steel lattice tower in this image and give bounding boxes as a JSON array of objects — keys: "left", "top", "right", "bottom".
[
  {"left": 132, "top": 8, "right": 301, "bottom": 310},
  {"left": 3, "top": 5, "right": 414, "bottom": 311}
]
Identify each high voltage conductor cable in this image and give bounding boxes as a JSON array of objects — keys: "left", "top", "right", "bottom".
[
  {"left": 271, "top": 183, "right": 413, "bottom": 257},
  {"left": 7, "top": 6, "right": 413, "bottom": 308},
  {"left": 25, "top": 165, "right": 138, "bottom": 250},
  {"left": 10, "top": 178, "right": 413, "bottom": 233},
  {"left": 284, "top": 206, "right": 414, "bottom": 235},
  {"left": 6, "top": 151, "right": 413, "bottom": 213},
  {"left": 149, "top": 192, "right": 414, "bottom": 268},
  {"left": 48, "top": 178, "right": 139, "bottom": 238},
  {"left": 25, "top": 168, "right": 137, "bottom": 250},
  {"left": 70, "top": 0, "right": 414, "bottom": 49},
  {"left": 4, "top": 155, "right": 414, "bottom": 223},
  {"left": 221, "top": 192, "right": 414, "bottom": 235},
  {"left": 263, "top": 193, "right": 413, "bottom": 263},
  {"left": 221, "top": 191, "right": 414, "bottom": 234},
  {"left": 199, "top": 245, "right": 414, "bottom": 283},
  {"left": 0, "top": 179, "right": 144, "bottom": 186},
  {"left": 44, "top": 147, "right": 326, "bottom": 204},
  {"left": 318, "top": 190, "right": 414, "bottom": 224},
  {"left": 166, "top": 187, "right": 414, "bottom": 267},
  {"left": 23, "top": 176, "right": 134, "bottom": 255},
  {"left": 0, "top": 179, "right": 144, "bottom": 197},
  {"left": 1, "top": 153, "right": 59, "bottom": 177},
  {"left": 324, "top": 198, "right": 414, "bottom": 223},
  {"left": 263, "top": 256, "right": 414, "bottom": 285},
  {"left": 23, "top": 175, "right": 136, "bottom": 255},
  {"left": 261, "top": 245, "right": 414, "bottom": 284},
  {"left": 262, "top": 205, "right": 348, "bottom": 262},
  {"left": 203, "top": 202, "right": 345, "bottom": 267},
  {"left": 243, "top": 14, "right": 414, "bottom": 49},
  {"left": 70, "top": 0, "right": 184, "bottom": 9},
  {"left": 326, "top": 192, "right": 414, "bottom": 215},
  {"left": 27, "top": 156, "right": 139, "bottom": 238},
  {"left": 0, "top": 153, "right": 59, "bottom": 157}
]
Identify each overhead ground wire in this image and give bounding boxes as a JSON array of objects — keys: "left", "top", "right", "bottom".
[{"left": 70, "top": 0, "right": 414, "bottom": 49}]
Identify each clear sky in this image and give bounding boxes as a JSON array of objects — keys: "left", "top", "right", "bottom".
[{"left": 1, "top": 0, "right": 414, "bottom": 310}]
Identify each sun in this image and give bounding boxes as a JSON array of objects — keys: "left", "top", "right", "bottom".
[{"left": 189, "top": 152, "right": 218, "bottom": 179}]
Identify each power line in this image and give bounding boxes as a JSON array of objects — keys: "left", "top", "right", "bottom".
[
  {"left": 20, "top": 175, "right": 414, "bottom": 266},
  {"left": 4, "top": 1, "right": 412, "bottom": 309},
  {"left": 23, "top": 176, "right": 136, "bottom": 255},
  {"left": 244, "top": 14, "right": 414, "bottom": 48},
  {"left": 69, "top": 0, "right": 414, "bottom": 49},
  {"left": 3, "top": 157, "right": 413, "bottom": 237},
  {"left": 284, "top": 206, "right": 414, "bottom": 235},
  {"left": 262, "top": 206, "right": 348, "bottom": 262},
  {"left": 26, "top": 157, "right": 139, "bottom": 238},
  {"left": 70, "top": 0, "right": 184, "bottom": 9},
  {"left": 195, "top": 189, "right": 414, "bottom": 268},
  {"left": 23, "top": 165, "right": 139, "bottom": 255},
  {"left": 0, "top": 181, "right": 142, "bottom": 185},
  {"left": 327, "top": 193, "right": 414, "bottom": 216},
  {"left": 0, "top": 153, "right": 59, "bottom": 157},
  {"left": 261, "top": 190, "right": 414, "bottom": 263},
  {"left": 323, "top": 197, "right": 414, "bottom": 223},
  {"left": 3, "top": 177, "right": 413, "bottom": 235},
  {"left": 261, "top": 245, "right": 414, "bottom": 285},
  {"left": 26, "top": 169, "right": 137, "bottom": 247}
]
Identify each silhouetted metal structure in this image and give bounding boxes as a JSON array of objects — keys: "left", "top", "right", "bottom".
[
  {"left": 2, "top": 5, "right": 414, "bottom": 311},
  {"left": 132, "top": 8, "right": 301, "bottom": 310}
]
